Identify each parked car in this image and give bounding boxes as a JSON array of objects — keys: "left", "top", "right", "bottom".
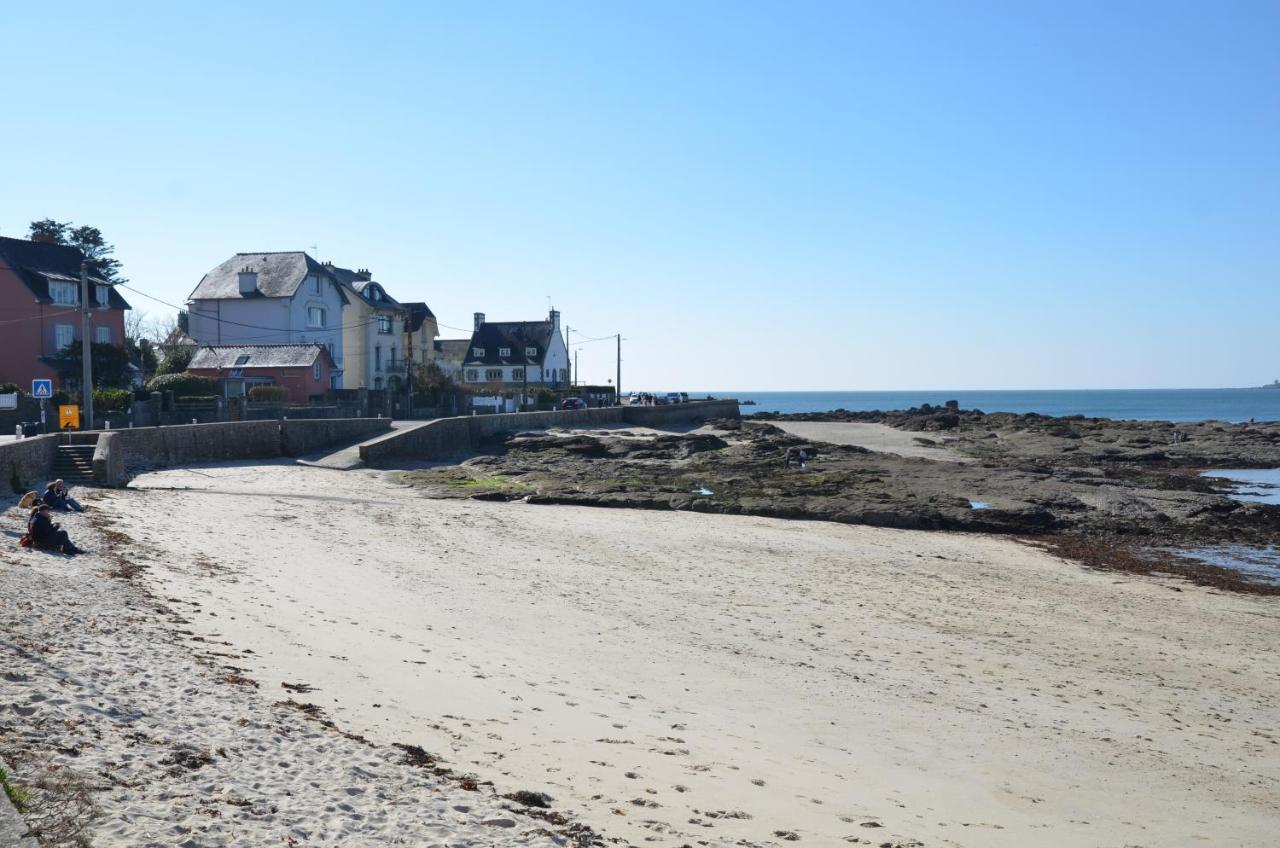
[
  {"left": 665, "top": 392, "right": 683, "bottom": 404},
  {"left": 560, "top": 397, "right": 586, "bottom": 410},
  {"left": 679, "top": 392, "right": 689, "bottom": 403}
]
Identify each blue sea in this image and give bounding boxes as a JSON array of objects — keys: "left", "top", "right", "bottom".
[{"left": 703, "top": 389, "right": 1280, "bottom": 423}]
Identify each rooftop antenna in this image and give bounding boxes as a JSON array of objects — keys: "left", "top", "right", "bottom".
[{"left": 308, "top": 243, "right": 319, "bottom": 256}]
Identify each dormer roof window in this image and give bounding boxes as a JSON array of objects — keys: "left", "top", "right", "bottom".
[
  {"left": 499, "top": 347, "right": 511, "bottom": 357},
  {"left": 473, "top": 347, "right": 485, "bottom": 357}
]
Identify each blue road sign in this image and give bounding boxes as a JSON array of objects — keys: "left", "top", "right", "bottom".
[{"left": 32, "top": 379, "right": 53, "bottom": 399}]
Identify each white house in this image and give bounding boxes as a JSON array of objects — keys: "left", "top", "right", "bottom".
[
  {"left": 461, "top": 309, "right": 569, "bottom": 388},
  {"left": 187, "top": 252, "right": 349, "bottom": 388}
]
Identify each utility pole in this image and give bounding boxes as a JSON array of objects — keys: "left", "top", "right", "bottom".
[
  {"left": 79, "top": 260, "right": 94, "bottom": 428},
  {"left": 564, "top": 325, "right": 571, "bottom": 389},
  {"left": 616, "top": 333, "right": 621, "bottom": 403},
  {"left": 574, "top": 349, "right": 579, "bottom": 389}
]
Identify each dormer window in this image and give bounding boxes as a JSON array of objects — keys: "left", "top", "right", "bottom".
[
  {"left": 499, "top": 347, "right": 511, "bottom": 357},
  {"left": 525, "top": 346, "right": 537, "bottom": 357},
  {"left": 50, "top": 281, "right": 78, "bottom": 306},
  {"left": 308, "top": 275, "right": 320, "bottom": 294},
  {"left": 473, "top": 347, "right": 485, "bottom": 357}
]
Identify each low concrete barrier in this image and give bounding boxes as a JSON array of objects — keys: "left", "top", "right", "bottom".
[
  {"left": 359, "top": 399, "right": 739, "bottom": 465},
  {"left": 0, "top": 434, "right": 58, "bottom": 495}
]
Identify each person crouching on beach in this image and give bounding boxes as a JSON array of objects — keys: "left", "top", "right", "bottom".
[
  {"left": 44, "top": 479, "right": 84, "bottom": 512},
  {"left": 28, "top": 505, "right": 84, "bottom": 555}
]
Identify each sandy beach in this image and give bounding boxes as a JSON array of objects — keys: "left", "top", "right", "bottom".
[{"left": 2, "top": 457, "right": 1272, "bottom": 846}]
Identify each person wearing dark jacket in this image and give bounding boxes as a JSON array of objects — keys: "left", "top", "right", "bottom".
[
  {"left": 28, "top": 505, "right": 83, "bottom": 555},
  {"left": 43, "top": 480, "right": 84, "bottom": 512}
]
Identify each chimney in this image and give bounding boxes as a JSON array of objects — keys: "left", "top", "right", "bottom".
[
  {"left": 355, "top": 268, "right": 372, "bottom": 282},
  {"left": 474, "top": 312, "right": 485, "bottom": 331},
  {"left": 237, "top": 266, "right": 258, "bottom": 295},
  {"left": 549, "top": 309, "right": 560, "bottom": 332}
]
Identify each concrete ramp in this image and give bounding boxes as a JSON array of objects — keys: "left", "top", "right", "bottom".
[
  {"left": 359, "top": 400, "right": 740, "bottom": 465},
  {"left": 298, "top": 420, "right": 432, "bottom": 470}
]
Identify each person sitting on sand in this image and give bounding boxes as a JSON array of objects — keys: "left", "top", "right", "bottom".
[
  {"left": 27, "top": 504, "right": 84, "bottom": 555},
  {"left": 44, "top": 479, "right": 84, "bottom": 512}
]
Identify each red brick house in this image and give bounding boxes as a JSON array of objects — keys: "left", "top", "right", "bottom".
[
  {"left": 187, "top": 344, "right": 334, "bottom": 402},
  {"left": 0, "top": 235, "right": 131, "bottom": 390}
]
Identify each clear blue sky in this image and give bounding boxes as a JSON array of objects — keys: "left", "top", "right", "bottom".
[{"left": 2, "top": 1, "right": 1277, "bottom": 390}]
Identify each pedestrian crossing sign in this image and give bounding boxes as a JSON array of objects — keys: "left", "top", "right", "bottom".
[{"left": 32, "top": 379, "right": 53, "bottom": 399}]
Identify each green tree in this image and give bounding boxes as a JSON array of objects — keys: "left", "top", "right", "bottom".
[
  {"left": 156, "top": 346, "right": 194, "bottom": 375},
  {"left": 51, "top": 341, "right": 133, "bottom": 389},
  {"left": 28, "top": 219, "right": 127, "bottom": 283}
]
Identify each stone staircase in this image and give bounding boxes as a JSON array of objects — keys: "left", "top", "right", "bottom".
[{"left": 52, "top": 435, "right": 98, "bottom": 484}]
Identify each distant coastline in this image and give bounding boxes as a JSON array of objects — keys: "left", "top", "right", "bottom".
[{"left": 701, "top": 388, "right": 1280, "bottom": 422}]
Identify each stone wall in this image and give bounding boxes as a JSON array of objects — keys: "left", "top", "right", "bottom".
[
  {"left": 0, "top": 434, "right": 58, "bottom": 494},
  {"left": 90, "top": 418, "right": 391, "bottom": 485},
  {"left": 359, "top": 399, "right": 740, "bottom": 465},
  {"left": 280, "top": 417, "right": 391, "bottom": 457},
  {"left": 109, "top": 421, "right": 283, "bottom": 472}
]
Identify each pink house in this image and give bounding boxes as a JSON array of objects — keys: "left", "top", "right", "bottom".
[
  {"left": 187, "top": 344, "right": 334, "bottom": 403},
  {"left": 0, "top": 235, "right": 130, "bottom": 391}
]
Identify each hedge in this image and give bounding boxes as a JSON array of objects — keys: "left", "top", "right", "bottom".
[
  {"left": 248, "top": 385, "right": 289, "bottom": 402},
  {"left": 145, "top": 372, "right": 217, "bottom": 397},
  {"left": 93, "top": 388, "right": 133, "bottom": 412}
]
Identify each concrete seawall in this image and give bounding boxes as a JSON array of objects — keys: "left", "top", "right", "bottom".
[
  {"left": 0, "top": 435, "right": 58, "bottom": 495},
  {"left": 88, "top": 418, "right": 393, "bottom": 486},
  {"left": 359, "top": 399, "right": 739, "bottom": 465}
]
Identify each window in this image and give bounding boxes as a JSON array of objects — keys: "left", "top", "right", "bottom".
[
  {"left": 466, "top": 369, "right": 479, "bottom": 382},
  {"left": 377, "top": 315, "right": 392, "bottom": 334},
  {"left": 229, "top": 368, "right": 244, "bottom": 378},
  {"left": 374, "top": 377, "right": 383, "bottom": 389},
  {"left": 389, "top": 347, "right": 398, "bottom": 367},
  {"left": 472, "top": 347, "right": 485, "bottom": 357},
  {"left": 96, "top": 284, "right": 109, "bottom": 306},
  {"left": 234, "top": 354, "right": 251, "bottom": 366},
  {"left": 55, "top": 324, "right": 74, "bottom": 350},
  {"left": 95, "top": 326, "right": 110, "bottom": 344},
  {"left": 499, "top": 347, "right": 511, "bottom": 357},
  {"left": 485, "top": 368, "right": 502, "bottom": 381},
  {"left": 375, "top": 346, "right": 382, "bottom": 371},
  {"left": 326, "top": 342, "right": 335, "bottom": 361},
  {"left": 307, "top": 306, "right": 326, "bottom": 328},
  {"left": 525, "top": 346, "right": 537, "bottom": 357},
  {"left": 308, "top": 275, "right": 320, "bottom": 294},
  {"left": 313, "top": 362, "right": 322, "bottom": 381},
  {"left": 50, "top": 281, "right": 78, "bottom": 306},
  {"left": 512, "top": 368, "right": 525, "bottom": 381}
]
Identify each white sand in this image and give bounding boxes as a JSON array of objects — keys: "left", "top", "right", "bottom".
[
  {"left": 768, "top": 420, "right": 968, "bottom": 462},
  {"left": 45, "top": 460, "right": 1277, "bottom": 847},
  {"left": 0, "top": 492, "right": 569, "bottom": 847}
]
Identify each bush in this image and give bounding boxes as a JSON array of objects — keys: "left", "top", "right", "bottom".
[
  {"left": 145, "top": 372, "right": 216, "bottom": 397},
  {"left": 176, "top": 396, "right": 218, "bottom": 404},
  {"left": 248, "top": 385, "right": 289, "bottom": 402},
  {"left": 156, "top": 346, "right": 194, "bottom": 375},
  {"left": 93, "top": 387, "right": 132, "bottom": 412},
  {"left": 0, "top": 382, "right": 22, "bottom": 396}
]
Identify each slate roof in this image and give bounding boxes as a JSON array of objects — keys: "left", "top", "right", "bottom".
[
  {"left": 434, "top": 338, "right": 470, "bottom": 363},
  {"left": 404, "top": 301, "right": 436, "bottom": 333},
  {"left": 189, "top": 343, "right": 332, "bottom": 370},
  {"left": 350, "top": 279, "right": 402, "bottom": 309},
  {"left": 188, "top": 252, "right": 349, "bottom": 304},
  {"left": 0, "top": 236, "right": 131, "bottom": 309},
  {"left": 462, "top": 321, "right": 555, "bottom": 366}
]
